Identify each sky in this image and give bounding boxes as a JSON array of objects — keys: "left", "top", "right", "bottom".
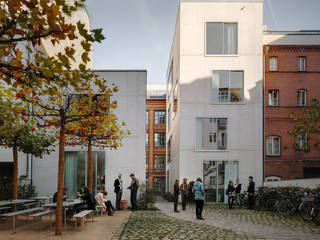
[{"left": 85, "top": 0, "right": 320, "bottom": 84}]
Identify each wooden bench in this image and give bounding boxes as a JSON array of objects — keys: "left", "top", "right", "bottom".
[
  {"left": 29, "top": 210, "right": 55, "bottom": 230},
  {"left": 23, "top": 202, "right": 39, "bottom": 209},
  {"left": 73, "top": 210, "right": 93, "bottom": 231},
  {"left": 0, "top": 207, "right": 43, "bottom": 233}
]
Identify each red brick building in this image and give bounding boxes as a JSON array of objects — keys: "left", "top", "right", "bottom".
[
  {"left": 146, "top": 85, "right": 166, "bottom": 194},
  {"left": 263, "top": 31, "right": 320, "bottom": 181}
]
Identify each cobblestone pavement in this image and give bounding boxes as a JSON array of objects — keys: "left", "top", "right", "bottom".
[
  {"left": 112, "top": 201, "right": 320, "bottom": 240},
  {"left": 157, "top": 201, "right": 320, "bottom": 240},
  {"left": 112, "top": 210, "right": 257, "bottom": 240}
]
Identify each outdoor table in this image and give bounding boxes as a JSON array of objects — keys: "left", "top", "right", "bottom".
[
  {"left": 0, "top": 199, "right": 36, "bottom": 207},
  {"left": 43, "top": 200, "right": 82, "bottom": 229},
  {"left": 33, "top": 196, "right": 53, "bottom": 205}
]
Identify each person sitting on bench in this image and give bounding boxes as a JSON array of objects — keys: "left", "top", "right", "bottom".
[
  {"left": 75, "top": 186, "right": 96, "bottom": 213},
  {"left": 96, "top": 191, "right": 115, "bottom": 216},
  {"left": 53, "top": 187, "right": 68, "bottom": 203}
]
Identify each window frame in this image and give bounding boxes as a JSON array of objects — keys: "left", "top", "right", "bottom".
[
  {"left": 205, "top": 22, "right": 239, "bottom": 56},
  {"left": 268, "top": 90, "right": 279, "bottom": 107},
  {"left": 154, "top": 110, "right": 166, "bottom": 125},
  {"left": 154, "top": 155, "right": 166, "bottom": 169},
  {"left": 154, "top": 132, "right": 166, "bottom": 147},
  {"left": 297, "top": 89, "right": 307, "bottom": 107},
  {"left": 297, "top": 56, "right": 306, "bottom": 72},
  {"left": 269, "top": 56, "right": 278, "bottom": 72},
  {"left": 211, "top": 70, "right": 244, "bottom": 104},
  {"left": 195, "top": 117, "right": 228, "bottom": 152},
  {"left": 266, "top": 136, "right": 281, "bottom": 156}
]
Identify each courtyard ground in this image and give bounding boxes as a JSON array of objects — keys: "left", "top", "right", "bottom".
[
  {"left": 0, "top": 210, "right": 130, "bottom": 240},
  {"left": 113, "top": 201, "right": 320, "bottom": 240}
]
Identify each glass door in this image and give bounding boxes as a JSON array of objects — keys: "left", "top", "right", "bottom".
[{"left": 203, "top": 160, "right": 238, "bottom": 202}]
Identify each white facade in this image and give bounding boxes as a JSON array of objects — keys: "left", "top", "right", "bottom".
[
  {"left": 0, "top": 70, "right": 146, "bottom": 207},
  {"left": 166, "top": 0, "right": 263, "bottom": 202}
]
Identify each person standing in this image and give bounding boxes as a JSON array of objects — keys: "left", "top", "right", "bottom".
[
  {"left": 127, "top": 173, "right": 139, "bottom": 211},
  {"left": 226, "top": 179, "right": 235, "bottom": 209},
  {"left": 235, "top": 178, "right": 242, "bottom": 194},
  {"left": 192, "top": 177, "right": 205, "bottom": 220},
  {"left": 173, "top": 179, "right": 180, "bottom": 212},
  {"left": 114, "top": 174, "right": 123, "bottom": 210},
  {"left": 247, "top": 176, "right": 255, "bottom": 209},
  {"left": 180, "top": 178, "right": 189, "bottom": 210}
]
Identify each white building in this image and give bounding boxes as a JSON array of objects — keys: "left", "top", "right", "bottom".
[
  {"left": 33, "top": 70, "right": 147, "bottom": 205},
  {"left": 166, "top": 0, "right": 263, "bottom": 202}
]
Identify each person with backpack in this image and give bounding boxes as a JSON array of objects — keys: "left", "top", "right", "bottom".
[{"left": 192, "top": 177, "right": 205, "bottom": 220}]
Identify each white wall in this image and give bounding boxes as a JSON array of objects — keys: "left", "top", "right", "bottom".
[
  {"left": 167, "top": 1, "right": 263, "bottom": 193},
  {"left": 31, "top": 70, "right": 146, "bottom": 207},
  {"left": 264, "top": 179, "right": 320, "bottom": 189}
]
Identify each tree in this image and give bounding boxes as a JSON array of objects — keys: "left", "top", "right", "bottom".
[
  {"left": 0, "top": 0, "right": 106, "bottom": 235},
  {"left": 66, "top": 93, "right": 130, "bottom": 192},
  {"left": 287, "top": 98, "right": 320, "bottom": 152},
  {"left": 0, "top": 99, "right": 55, "bottom": 201}
]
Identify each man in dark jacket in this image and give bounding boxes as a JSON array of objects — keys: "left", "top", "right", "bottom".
[
  {"left": 173, "top": 179, "right": 180, "bottom": 212},
  {"left": 114, "top": 174, "right": 123, "bottom": 210},
  {"left": 127, "top": 173, "right": 139, "bottom": 211},
  {"left": 226, "top": 180, "right": 235, "bottom": 209},
  {"left": 247, "top": 176, "right": 255, "bottom": 209},
  {"left": 180, "top": 178, "right": 189, "bottom": 210}
]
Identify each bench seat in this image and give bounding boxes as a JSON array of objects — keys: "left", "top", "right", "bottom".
[{"left": 73, "top": 210, "right": 93, "bottom": 231}]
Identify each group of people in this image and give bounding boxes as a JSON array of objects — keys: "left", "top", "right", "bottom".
[
  {"left": 226, "top": 176, "right": 255, "bottom": 209},
  {"left": 174, "top": 177, "right": 205, "bottom": 220},
  {"left": 52, "top": 172, "right": 140, "bottom": 218},
  {"left": 173, "top": 176, "right": 256, "bottom": 220}
]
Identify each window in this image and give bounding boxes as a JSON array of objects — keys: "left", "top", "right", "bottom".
[
  {"left": 298, "top": 57, "right": 306, "bottom": 72},
  {"left": 168, "top": 64, "right": 173, "bottom": 93},
  {"left": 146, "top": 133, "right": 148, "bottom": 146},
  {"left": 173, "top": 84, "right": 178, "bottom": 117},
  {"left": 146, "top": 111, "right": 148, "bottom": 124},
  {"left": 296, "top": 133, "right": 308, "bottom": 150},
  {"left": 167, "top": 105, "right": 171, "bottom": 128},
  {"left": 206, "top": 23, "right": 238, "bottom": 55},
  {"left": 154, "top": 156, "right": 166, "bottom": 169},
  {"left": 266, "top": 136, "right": 280, "bottom": 156},
  {"left": 155, "top": 111, "right": 166, "bottom": 124},
  {"left": 153, "top": 177, "right": 166, "bottom": 194},
  {"left": 196, "top": 118, "right": 227, "bottom": 150},
  {"left": 268, "top": 90, "right": 279, "bottom": 106},
  {"left": 269, "top": 57, "right": 278, "bottom": 71},
  {"left": 303, "top": 168, "right": 320, "bottom": 179},
  {"left": 297, "top": 90, "right": 307, "bottom": 106},
  {"left": 154, "top": 133, "right": 166, "bottom": 147},
  {"left": 212, "top": 70, "right": 243, "bottom": 103}
]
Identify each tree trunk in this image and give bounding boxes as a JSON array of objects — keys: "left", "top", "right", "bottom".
[
  {"left": 88, "top": 142, "right": 93, "bottom": 193},
  {"left": 55, "top": 125, "right": 65, "bottom": 235},
  {"left": 12, "top": 145, "right": 18, "bottom": 200}
]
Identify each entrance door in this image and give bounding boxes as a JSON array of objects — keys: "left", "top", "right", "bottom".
[{"left": 203, "top": 160, "right": 238, "bottom": 202}]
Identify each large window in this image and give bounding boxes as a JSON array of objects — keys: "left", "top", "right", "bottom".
[
  {"left": 268, "top": 90, "right": 279, "bottom": 106},
  {"left": 298, "top": 57, "right": 306, "bottom": 72},
  {"left": 297, "top": 90, "right": 307, "bottom": 106},
  {"left": 154, "top": 156, "right": 166, "bottom": 169},
  {"left": 196, "top": 118, "right": 227, "bottom": 150},
  {"left": 146, "top": 111, "right": 148, "bottom": 124},
  {"left": 206, "top": 23, "right": 238, "bottom": 55},
  {"left": 266, "top": 136, "right": 280, "bottom": 156},
  {"left": 212, "top": 70, "right": 243, "bottom": 103},
  {"left": 155, "top": 111, "right": 166, "bottom": 124},
  {"left": 154, "top": 133, "right": 166, "bottom": 147},
  {"left": 65, "top": 151, "right": 105, "bottom": 198},
  {"left": 269, "top": 57, "right": 278, "bottom": 71}
]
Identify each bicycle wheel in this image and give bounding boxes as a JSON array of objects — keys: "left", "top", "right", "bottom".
[
  {"left": 277, "top": 200, "right": 292, "bottom": 216},
  {"left": 299, "top": 202, "right": 313, "bottom": 221},
  {"left": 312, "top": 207, "right": 320, "bottom": 226},
  {"left": 266, "top": 199, "right": 276, "bottom": 211}
]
